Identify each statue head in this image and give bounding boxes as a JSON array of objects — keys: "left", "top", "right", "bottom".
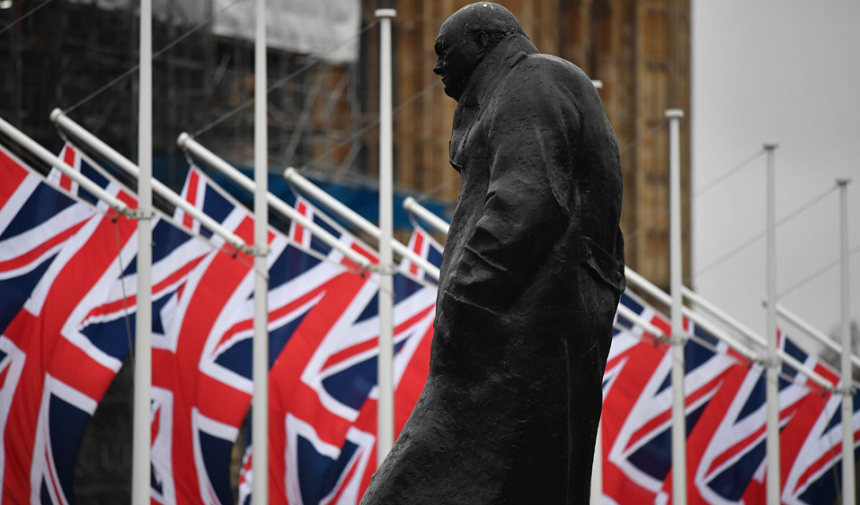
[{"left": 433, "top": 3, "right": 525, "bottom": 101}]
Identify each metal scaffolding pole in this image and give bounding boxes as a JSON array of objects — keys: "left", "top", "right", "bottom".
[
  {"left": 375, "top": 7, "right": 396, "bottom": 465},
  {"left": 131, "top": 0, "right": 153, "bottom": 502},
  {"left": 837, "top": 177, "right": 854, "bottom": 505},
  {"left": 763, "top": 142, "right": 780, "bottom": 505},
  {"left": 252, "top": 0, "right": 269, "bottom": 500},
  {"left": 666, "top": 108, "right": 687, "bottom": 505}
]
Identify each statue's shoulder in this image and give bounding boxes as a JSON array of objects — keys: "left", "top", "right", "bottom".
[
  {"left": 514, "top": 53, "right": 594, "bottom": 91},
  {"left": 494, "top": 52, "right": 593, "bottom": 112}
]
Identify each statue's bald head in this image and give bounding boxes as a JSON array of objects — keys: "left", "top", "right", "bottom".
[
  {"left": 442, "top": 3, "right": 524, "bottom": 43},
  {"left": 433, "top": 3, "right": 525, "bottom": 101}
]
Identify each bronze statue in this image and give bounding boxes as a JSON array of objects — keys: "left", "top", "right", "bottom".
[{"left": 361, "top": 3, "right": 625, "bottom": 503}]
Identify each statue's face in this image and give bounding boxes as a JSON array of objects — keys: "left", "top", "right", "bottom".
[{"left": 433, "top": 22, "right": 483, "bottom": 101}]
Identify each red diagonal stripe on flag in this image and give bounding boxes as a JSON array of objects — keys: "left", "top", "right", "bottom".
[
  {"left": 0, "top": 150, "right": 29, "bottom": 208},
  {"left": 82, "top": 255, "right": 207, "bottom": 321},
  {"left": 795, "top": 429, "right": 860, "bottom": 490},
  {"left": 0, "top": 220, "right": 87, "bottom": 274},
  {"left": 409, "top": 232, "right": 424, "bottom": 276},
  {"left": 706, "top": 401, "right": 803, "bottom": 474},
  {"left": 349, "top": 242, "right": 379, "bottom": 265},
  {"left": 46, "top": 446, "right": 65, "bottom": 503},
  {"left": 293, "top": 200, "right": 307, "bottom": 243},
  {"left": 60, "top": 145, "right": 76, "bottom": 192},
  {"left": 321, "top": 304, "right": 435, "bottom": 370},
  {"left": 625, "top": 373, "right": 725, "bottom": 450},
  {"left": 0, "top": 364, "right": 9, "bottom": 390},
  {"left": 215, "top": 284, "right": 328, "bottom": 350},
  {"left": 182, "top": 170, "right": 200, "bottom": 229}
]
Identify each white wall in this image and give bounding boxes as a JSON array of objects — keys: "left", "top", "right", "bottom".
[{"left": 692, "top": 0, "right": 860, "bottom": 355}]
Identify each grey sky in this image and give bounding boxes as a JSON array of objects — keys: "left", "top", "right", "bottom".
[{"left": 692, "top": 0, "right": 860, "bottom": 356}]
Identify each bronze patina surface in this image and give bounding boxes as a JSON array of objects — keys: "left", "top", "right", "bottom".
[{"left": 361, "top": 4, "right": 625, "bottom": 503}]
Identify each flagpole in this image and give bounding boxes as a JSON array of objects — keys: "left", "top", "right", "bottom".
[
  {"left": 403, "top": 195, "right": 760, "bottom": 366},
  {"left": 403, "top": 196, "right": 451, "bottom": 236},
  {"left": 666, "top": 108, "right": 687, "bottom": 505},
  {"left": 252, "top": 0, "right": 269, "bottom": 500},
  {"left": 837, "top": 177, "right": 854, "bottom": 505},
  {"left": 774, "top": 303, "right": 860, "bottom": 370},
  {"left": 763, "top": 142, "right": 780, "bottom": 505},
  {"left": 177, "top": 135, "right": 372, "bottom": 271},
  {"left": 375, "top": 7, "right": 396, "bottom": 465},
  {"left": 131, "top": 0, "right": 153, "bottom": 501},
  {"left": 0, "top": 117, "right": 129, "bottom": 214},
  {"left": 50, "top": 110, "right": 248, "bottom": 251},
  {"left": 684, "top": 289, "right": 833, "bottom": 390},
  {"left": 398, "top": 197, "right": 827, "bottom": 388},
  {"left": 283, "top": 168, "right": 440, "bottom": 280}
]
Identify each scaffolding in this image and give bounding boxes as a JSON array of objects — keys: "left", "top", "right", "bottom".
[
  {"left": 0, "top": 2, "right": 372, "bottom": 501},
  {"left": 0, "top": 0, "right": 369, "bottom": 192}
]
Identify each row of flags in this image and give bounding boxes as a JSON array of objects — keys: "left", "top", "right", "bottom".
[
  {"left": 607, "top": 293, "right": 860, "bottom": 505},
  {"left": 0, "top": 138, "right": 856, "bottom": 505}
]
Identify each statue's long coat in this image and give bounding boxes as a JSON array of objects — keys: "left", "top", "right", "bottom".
[{"left": 361, "top": 34, "right": 625, "bottom": 505}]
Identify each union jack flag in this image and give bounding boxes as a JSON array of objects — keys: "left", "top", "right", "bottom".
[
  {"left": 600, "top": 289, "right": 853, "bottom": 505},
  {"left": 602, "top": 293, "right": 675, "bottom": 505},
  {"left": 602, "top": 292, "right": 742, "bottom": 504},
  {"left": 0, "top": 145, "right": 241, "bottom": 504},
  {"left": 0, "top": 143, "right": 94, "bottom": 335},
  {"left": 239, "top": 222, "right": 442, "bottom": 505},
  {"left": 149, "top": 187, "right": 383, "bottom": 505},
  {"left": 50, "top": 164, "right": 245, "bottom": 505},
  {"left": 397, "top": 225, "right": 442, "bottom": 287},
  {"left": 0, "top": 153, "right": 137, "bottom": 503},
  {"left": 781, "top": 382, "right": 860, "bottom": 504},
  {"left": 685, "top": 333, "right": 838, "bottom": 505},
  {"left": 236, "top": 196, "right": 380, "bottom": 505},
  {"left": 146, "top": 166, "right": 260, "bottom": 505}
]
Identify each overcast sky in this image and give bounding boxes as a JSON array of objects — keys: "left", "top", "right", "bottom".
[{"left": 692, "top": 0, "right": 860, "bottom": 356}]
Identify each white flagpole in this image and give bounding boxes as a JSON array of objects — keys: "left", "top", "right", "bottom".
[
  {"left": 763, "top": 142, "right": 780, "bottom": 505},
  {"left": 0, "top": 116, "right": 128, "bottom": 214},
  {"left": 401, "top": 195, "right": 831, "bottom": 503},
  {"left": 680, "top": 290, "right": 832, "bottom": 392},
  {"left": 283, "top": 169, "right": 440, "bottom": 280},
  {"left": 775, "top": 303, "right": 860, "bottom": 371},
  {"left": 837, "top": 177, "right": 854, "bottom": 505},
  {"left": 375, "top": 7, "right": 396, "bottom": 465},
  {"left": 401, "top": 198, "right": 830, "bottom": 387},
  {"left": 176, "top": 135, "right": 372, "bottom": 271},
  {"left": 131, "top": 0, "right": 153, "bottom": 502},
  {"left": 50, "top": 109, "right": 248, "bottom": 251},
  {"left": 666, "top": 108, "right": 687, "bottom": 505},
  {"left": 403, "top": 196, "right": 451, "bottom": 236},
  {"left": 252, "top": 0, "right": 269, "bottom": 501}
]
